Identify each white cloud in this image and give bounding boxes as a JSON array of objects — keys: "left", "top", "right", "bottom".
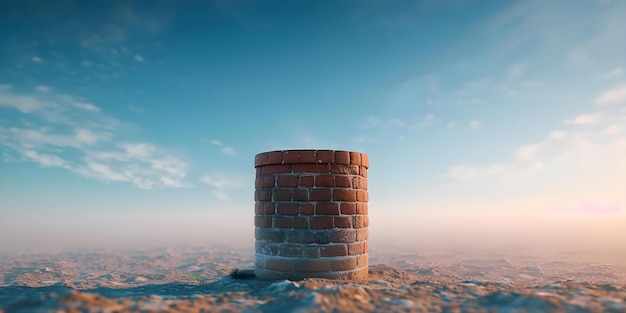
[
  {"left": 81, "top": 60, "right": 93, "bottom": 67},
  {"left": 73, "top": 102, "right": 101, "bottom": 112},
  {"left": 0, "top": 84, "right": 13, "bottom": 91},
  {"left": 36, "top": 86, "right": 51, "bottom": 93},
  {"left": 134, "top": 54, "right": 144, "bottom": 62},
  {"left": 221, "top": 146, "right": 237, "bottom": 155},
  {"left": 410, "top": 114, "right": 440, "bottom": 128},
  {"left": 211, "top": 139, "right": 223, "bottom": 146},
  {"left": 598, "top": 67, "right": 623, "bottom": 79},
  {"left": 547, "top": 131, "right": 568, "bottom": 140},
  {"left": 594, "top": 84, "right": 626, "bottom": 105},
  {"left": 213, "top": 191, "right": 230, "bottom": 201},
  {"left": 31, "top": 56, "right": 43, "bottom": 63},
  {"left": 603, "top": 125, "right": 621, "bottom": 136},
  {"left": 446, "top": 122, "right": 456, "bottom": 128},
  {"left": 469, "top": 121, "right": 483, "bottom": 129},
  {"left": 200, "top": 174, "right": 243, "bottom": 200},
  {"left": 563, "top": 112, "right": 602, "bottom": 125},
  {"left": 23, "top": 150, "right": 67, "bottom": 168},
  {"left": 506, "top": 63, "right": 526, "bottom": 80}
]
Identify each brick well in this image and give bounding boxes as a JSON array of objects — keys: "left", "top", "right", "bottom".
[{"left": 254, "top": 149, "right": 369, "bottom": 280}]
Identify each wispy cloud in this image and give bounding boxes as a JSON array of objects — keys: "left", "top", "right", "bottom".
[
  {"left": 134, "top": 54, "right": 144, "bottom": 62},
  {"left": 199, "top": 174, "right": 243, "bottom": 201},
  {"left": 36, "top": 86, "right": 51, "bottom": 93},
  {"left": 506, "top": 63, "right": 526, "bottom": 80},
  {"left": 31, "top": 56, "right": 42, "bottom": 63},
  {"left": 563, "top": 112, "right": 602, "bottom": 125},
  {"left": 469, "top": 121, "right": 483, "bottom": 130},
  {"left": 210, "top": 139, "right": 237, "bottom": 155},
  {"left": 594, "top": 84, "right": 626, "bottom": 105},
  {"left": 0, "top": 88, "right": 190, "bottom": 189},
  {"left": 598, "top": 67, "right": 623, "bottom": 80}
]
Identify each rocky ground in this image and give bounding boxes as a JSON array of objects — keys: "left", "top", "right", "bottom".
[{"left": 0, "top": 246, "right": 624, "bottom": 312}]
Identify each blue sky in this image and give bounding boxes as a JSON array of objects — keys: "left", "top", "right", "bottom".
[{"left": 1, "top": 0, "right": 625, "bottom": 251}]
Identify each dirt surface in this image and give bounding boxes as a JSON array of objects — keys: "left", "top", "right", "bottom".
[{"left": 0, "top": 246, "right": 625, "bottom": 312}]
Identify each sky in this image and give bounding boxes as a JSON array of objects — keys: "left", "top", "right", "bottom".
[{"left": 0, "top": 0, "right": 625, "bottom": 257}]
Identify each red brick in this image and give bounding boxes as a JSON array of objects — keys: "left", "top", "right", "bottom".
[
  {"left": 356, "top": 203, "right": 367, "bottom": 215},
  {"left": 299, "top": 150, "right": 317, "bottom": 163},
  {"left": 288, "top": 230, "right": 314, "bottom": 243},
  {"left": 310, "top": 216, "right": 334, "bottom": 229},
  {"left": 335, "top": 151, "right": 350, "bottom": 165},
  {"left": 340, "top": 203, "right": 356, "bottom": 215},
  {"left": 293, "top": 189, "right": 308, "bottom": 201},
  {"left": 349, "top": 152, "right": 361, "bottom": 165},
  {"left": 293, "top": 164, "right": 329, "bottom": 174},
  {"left": 267, "top": 151, "right": 283, "bottom": 165},
  {"left": 310, "top": 188, "right": 332, "bottom": 201},
  {"left": 315, "top": 231, "right": 330, "bottom": 244},
  {"left": 317, "top": 150, "right": 335, "bottom": 163},
  {"left": 320, "top": 244, "right": 348, "bottom": 257},
  {"left": 283, "top": 151, "right": 299, "bottom": 164},
  {"left": 361, "top": 154, "right": 369, "bottom": 168},
  {"left": 262, "top": 230, "right": 285, "bottom": 243},
  {"left": 280, "top": 245, "right": 302, "bottom": 257},
  {"left": 352, "top": 177, "right": 367, "bottom": 189},
  {"left": 356, "top": 254, "right": 368, "bottom": 268},
  {"left": 256, "top": 241, "right": 278, "bottom": 255},
  {"left": 334, "top": 216, "right": 352, "bottom": 228},
  {"left": 334, "top": 176, "right": 352, "bottom": 188},
  {"left": 300, "top": 203, "right": 314, "bottom": 215},
  {"left": 293, "top": 216, "right": 309, "bottom": 229},
  {"left": 353, "top": 215, "right": 369, "bottom": 228},
  {"left": 300, "top": 176, "right": 314, "bottom": 186},
  {"left": 331, "top": 229, "right": 356, "bottom": 243},
  {"left": 333, "top": 189, "right": 356, "bottom": 202},
  {"left": 277, "top": 202, "right": 298, "bottom": 215},
  {"left": 259, "top": 190, "right": 271, "bottom": 201},
  {"left": 273, "top": 189, "right": 292, "bottom": 201},
  {"left": 277, "top": 175, "right": 298, "bottom": 187},
  {"left": 356, "top": 190, "right": 368, "bottom": 202},
  {"left": 294, "top": 259, "right": 329, "bottom": 272},
  {"left": 255, "top": 178, "right": 263, "bottom": 188},
  {"left": 329, "top": 164, "right": 359, "bottom": 175},
  {"left": 315, "top": 202, "right": 339, "bottom": 215},
  {"left": 255, "top": 228, "right": 262, "bottom": 240},
  {"left": 262, "top": 165, "right": 291, "bottom": 175},
  {"left": 264, "top": 203, "right": 275, "bottom": 215},
  {"left": 254, "top": 190, "right": 259, "bottom": 201},
  {"left": 273, "top": 216, "right": 292, "bottom": 228},
  {"left": 254, "top": 216, "right": 272, "bottom": 228},
  {"left": 256, "top": 168, "right": 261, "bottom": 176},
  {"left": 356, "top": 229, "right": 368, "bottom": 241},
  {"left": 360, "top": 166, "right": 367, "bottom": 177},
  {"left": 255, "top": 153, "right": 268, "bottom": 167},
  {"left": 265, "top": 258, "right": 294, "bottom": 272},
  {"left": 263, "top": 175, "right": 275, "bottom": 188},
  {"left": 255, "top": 202, "right": 263, "bottom": 214},
  {"left": 348, "top": 242, "right": 366, "bottom": 255},
  {"left": 315, "top": 175, "right": 335, "bottom": 187},
  {"left": 304, "top": 246, "right": 320, "bottom": 258},
  {"left": 330, "top": 257, "right": 357, "bottom": 271}
]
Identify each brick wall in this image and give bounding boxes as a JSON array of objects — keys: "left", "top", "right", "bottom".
[{"left": 253, "top": 150, "right": 369, "bottom": 280}]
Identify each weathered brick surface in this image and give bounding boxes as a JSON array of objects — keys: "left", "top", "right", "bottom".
[{"left": 254, "top": 150, "right": 369, "bottom": 280}]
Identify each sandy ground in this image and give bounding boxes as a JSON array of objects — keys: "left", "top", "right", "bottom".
[{"left": 0, "top": 246, "right": 625, "bottom": 312}]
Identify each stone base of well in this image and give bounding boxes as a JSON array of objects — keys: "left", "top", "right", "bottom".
[{"left": 254, "top": 254, "right": 368, "bottom": 281}]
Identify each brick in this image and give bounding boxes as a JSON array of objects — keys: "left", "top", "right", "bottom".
[
  {"left": 356, "top": 254, "right": 368, "bottom": 268},
  {"left": 314, "top": 230, "right": 331, "bottom": 244},
  {"left": 353, "top": 215, "right": 369, "bottom": 228},
  {"left": 356, "top": 203, "right": 368, "bottom": 215},
  {"left": 299, "top": 150, "right": 317, "bottom": 163},
  {"left": 315, "top": 175, "right": 334, "bottom": 187},
  {"left": 352, "top": 177, "right": 367, "bottom": 189},
  {"left": 255, "top": 153, "right": 268, "bottom": 167},
  {"left": 264, "top": 203, "right": 275, "bottom": 215},
  {"left": 293, "top": 189, "right": 308, "bottom": 201},
  {"left": 304, "top": 246, "right": 320, "bottom": 258},
  {"left": 256, "top": 240, "right": 277, "bottom": 255},
  {"left": 310, "top": 188, "right": 332, "bottom": 201},
  {"left": 262, "top": 229, "right": 285, "bottom": 243},
  {"left": 317, "top": 150, "right": 335, "bottom": 163},
  {"left": 334, "top": 176, "right": 352, "bottom": 188},
  {"left": 293, "top": 216, "right": 309, "bottom": 229},
  {"left": 255, "top": 216, "right": 272, "bottom": 228},
  {"left": 273, "top": 189, "right": 292, "bottom": 201},
  {"left": 340, "top": 202, "right": 356, "bottom": 215},
  {"left": 255, "top": 227, "right": 262, "bottom": 240},
  {"left": 356, "top": 190, "right": 368, "bottom": 202},
  {"left": 256, "top": 168, "right": 261, "bottom": 176},
  {"left": 262, "top": 164, "right": 291, "bottom": 175},
  {"left": 335, "top": 151, "right": 350, "bottom": 165},
  {"left": 330, "top": 229, "right": 356, "bottom": 243},
  {"left": 277, "top": 203, "right": 298, "bottom": 215},
  {"left": 265, "top": 258, "right": 294, "bottom": 272},
  {"left": 259, "top": 190, "right": 271, "bottom": 201},
  {"left": 293, "top": 163, "right": 330, "bottom": 174},
  {"left": 315, "top": 202, "right": 339, "bottom": 215},
  {"left": 333, "top": 189, "right": 356, "bottom": 202},
  {"left": 273, "top": 216, "right": 293, "bottom": 228},
  {"left": 350, "top": 152, "right": 361, "bottom": 165},
  {"left": 348, "top": 242, "right": 366, "bottom": 255},
  {"left": 280, "top": 245, "right": 302, "bottom": 257},
  {"left": 330, "top": 256, "right": 357, "bottom": 271},
  {"left": 300, "top": 203, "right": 314, "bottom": 215},
  {"left": 255, "top": 177, "right": 263, "bottom": 188},
  {"left": 360, "top": 166, "right": 367, "bottom": 177},
  {"left": 263, "top": 175, "right": 275, "bottom": 188},
  {"left": 255, "top": 202, "right": 263, "bottom": 214},
  {"left": 300, "top": 176, "right": 314, "bottom": 186},
  {"left": 254, "top": 190, "right": 259, "bottom": 201},
  {"left": 320, "top": 244, "right": 348, "bottom": 257},
  {"left": 294, "top": 259, "right": 329, "bottom": 272},
  {"left": 361, "top": 153, "right": 369, "bottom": 168},
  {"left": 329, "top": 164, "right": 359, "bottom": 175},
  {"left": 283, "top": 151, "right": 299, "bottom": 164},
  {"left": 288, "top": 230, "right": 314, "bottom": 244},
  {"left": 267, "top": 151, "right": 283, "bottom": 165},
  {"left": 356, "top": 228, "right": 368, "bottom": 241},
  {"left": 277, "top": 175, "right": 298, "bottom": 187},
  {"left": 334, "top": 216, "right": 352, "bottom": 228},
  {"left": 311, "top": 216, "right": 334, "bottom": 229}
]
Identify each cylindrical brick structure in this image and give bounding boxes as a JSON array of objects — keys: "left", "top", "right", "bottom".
[{"left": 253, "top": 150, "right": 369, "bottom": 280}]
